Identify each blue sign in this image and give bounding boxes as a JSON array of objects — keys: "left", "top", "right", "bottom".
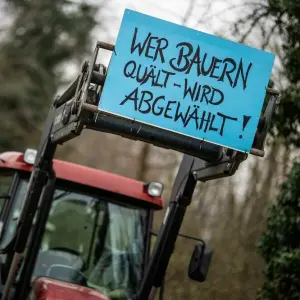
[{"left": 98, "top": 9, "right": 275, "bottom": 152}]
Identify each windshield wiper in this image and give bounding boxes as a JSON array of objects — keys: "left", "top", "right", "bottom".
[{"left": 53, "top": 191, "right": 71, "bottom": 200}]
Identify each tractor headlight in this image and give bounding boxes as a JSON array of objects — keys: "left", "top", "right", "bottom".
[
  {"left": 144, "top": 182, "right": 164, "bottom": 197},
  {"left": 24, "top": 148, "right": 37, "bottom": 165}
]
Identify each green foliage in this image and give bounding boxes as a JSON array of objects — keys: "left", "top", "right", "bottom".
[
  {"left": 234, "top": 2, "right": 300, "bottom": 298},
  {"left": 234, "top": 0, "right": 300, "bottom": 146},
  {"left": 267, "top": 0, "right": 300, "bottom": 147},
  {"left": 267, "top": 0, "right": 300, "bottom": 84},
  {"left": 258, "top": 162, "right": 300, "bottom": 299},
  {"left": 0, "top": 0, "right": 98, "bottom": 151},
  {"left": 6, "top": 0, "right": 97, "bottom": 70}
]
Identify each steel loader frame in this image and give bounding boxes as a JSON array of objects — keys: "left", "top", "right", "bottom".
[{"left": 1, "top": 42, "right": 279, "bottom": 300}]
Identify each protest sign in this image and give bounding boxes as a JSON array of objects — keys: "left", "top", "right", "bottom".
[{"left": 98, "top": 9, "right": 275, "bottom": 152}]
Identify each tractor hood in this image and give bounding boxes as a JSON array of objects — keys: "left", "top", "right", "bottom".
[{"left": 33, "top": 277, "right": 109, "bottom": 300}]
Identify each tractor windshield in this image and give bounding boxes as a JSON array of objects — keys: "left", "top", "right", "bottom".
[
  {"left": 36, "top": 186, "right": 147, "bottom": 299},
  {"left": 1, "top": 178, "right": 148, "bottom": 300}
]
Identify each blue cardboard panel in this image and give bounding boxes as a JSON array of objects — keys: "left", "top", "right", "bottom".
[{"left": 98, "top": 9, "right": 275, "bottom": 152}]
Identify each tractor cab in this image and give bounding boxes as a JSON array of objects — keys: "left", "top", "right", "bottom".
[{"left": 0, "top": 150, "right": 163, "bottom": 300}]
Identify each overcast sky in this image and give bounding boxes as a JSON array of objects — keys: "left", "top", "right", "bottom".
[
  {"left": 94, "top": 0, "right": 240, "bottom": 44},
  {"left": 57, "top": 0, "right": 242, "bottom": 79}
]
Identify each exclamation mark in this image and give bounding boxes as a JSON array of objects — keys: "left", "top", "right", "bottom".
[{"left": 239, "top": 115, "right": 251, "bottom": 139}]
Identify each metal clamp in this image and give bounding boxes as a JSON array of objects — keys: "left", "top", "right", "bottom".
[{"left": 250, "top": 87, "right": 280, "bottom": 157}]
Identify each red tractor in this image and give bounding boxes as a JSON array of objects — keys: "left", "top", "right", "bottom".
[
  {"left": 0, "top": 41, "right": 278, "bottom": 300},
  {"left": 0, "top": 149, "right": 164, "bottom": 300}
]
